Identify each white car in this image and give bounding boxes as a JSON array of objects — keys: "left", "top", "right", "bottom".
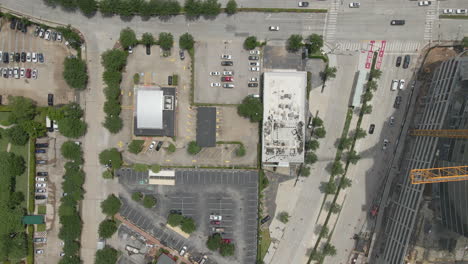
[
  {"left": 443, "top": 9, "right": 454, "bottom": 14},
  {"left": 179, "top": 246, "right": 187, "bottom": 256},
  {"left": 250, "top": 50, "right": 260, "bottom": 55},
  {"left": 209, "top": 215, "right": 222, "bottom": 220},
  {"left": 221, "top": 54, "right": 232, "bottom": 60},
  {"left": 250, "top": 67, "right": 260, "bottom": 72},
  {"left": 210, "top": 71, "right": 220, "bottom": 76},
  {"left": 298, "top": 2, "right": 309, "bottom": 7},
  {"left": 32, "top": 69, "right": 38, "bottom": 79},
  {"left": 13, "top": 67, "right": 19, "bottom": 79},
  {"left": 399, "top": 79, "right": 405, "bottom": 90},
  {"left": 223, "top": 71, "right": 233, "bottom": 76},
  {"left": 32, "top": 53, "right": 37, "bottom": 63},
  {"left": 45, "top": 29, "right": 51, "bottom": 40},
  {"left": 36, "top": 183, "right": 47, "bottom": 188},
  {"left": 59, "top": 252, "right": 65, "bottom": 257},
  {"left": 35, "top": 177, "right": 47, "bottom": 182},
  {"left": 418, "top": 1, "right": 430, "bottom": 6},
  {"left": 211, "top": 82, "right": 221, "bottom": 87},
  {"left": 349, "top": 2, "right": 360, "bottom": 8},
  {"left": 250, "top": 77, "right": 258, "bottom": 82},
  {"left": 249, "top": 62, "right": 260, "bottom": 66},
  {"left": 26, "top": 52, "right": 31, "bottom": 62},
  {"left": 57, "top": 32, "right": 62, "bottom": 42},
  {"left": 35, "top": 249, "right": 44, "bottom": 254},
  {"left": 128, "top": 46, "right": 133, "bottom": 54},
  {"left": 39, "top": 28, "right": 45, "bottom": 38},
  {"left": 149, "top": 141, "right": 156, "bottom": 150},
  {"left": 456, "top": 9, "right": 467, "bottom": 14},
  {"left": 382, "top": 139, "right": 389, "bottom": 150},
  {"left": 269, "top": 26, "right": 279, "bottom": 31},
  {"left": 20, "top": 68, "right": 25, "bottom": 78}
]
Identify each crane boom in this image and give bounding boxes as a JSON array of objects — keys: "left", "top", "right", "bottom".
[{"left": 410, "top": 166, "right": 468, "bottom": 184}]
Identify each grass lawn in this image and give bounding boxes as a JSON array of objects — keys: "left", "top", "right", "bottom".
[
  {"left": 36, "top": 224, "right": 46, "bottom": 232},
  {"left": 259, "top": 228, "right": 271, "bottom": 260},
  {"left": 38, "top": 205, "right": 46, "bottom": 215}
]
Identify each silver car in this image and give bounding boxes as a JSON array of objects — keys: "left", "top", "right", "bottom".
[{"left": 382, "top": 139, "right": 389, "bottom": 150}]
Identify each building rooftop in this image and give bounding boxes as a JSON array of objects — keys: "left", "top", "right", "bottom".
[
  {"left": 22, "top": 215, "right": 44, "bottom": 225},
  {"left": 196, "top": 107, "right": 216, "bottom": 147},
  {"left": 262, "top": 71, "right": 307, "bottom": 166},
  {"left": 156, "top": 254, "right": 175, "bottom": 264}
]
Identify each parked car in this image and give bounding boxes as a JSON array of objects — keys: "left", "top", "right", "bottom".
[
  {"left": 269, "top": 26, "right": 280, "bottom": 31},
  {"left": 443, "top": 9, "right": 454, "bottom": 14},
  {"left": 250, "top": 77, "right": 258, "bottom": 82},
  {"left": 57, "top": 32, "right": 62, "bottom": 42},
  {"left": 32, "top": 69, "right": 38, "bottom": 79},
  {"left": 250, "top": 50, "right": 260, "bottom": 55},
  {"left": 36, "top": 143, "right": 49, "bottom": 148},
  {"left": 35, "top": 149, "right": 46, "bottom": 153},
  {"left": 221, "top": 61, "right": 233, "bottom": 66},
  {"left": 249, "top": 62, "right": 260, "bottom": 66},
  {"left": 368, "top": 124, "right": 375, "bottom": 134},
  {"left": 179, "top": 50, "right": 185, "bottom": 60},
  {"left": 21, "top": 23, "right": 28, "bottom": 33},
  {"left": 156, "top": 141, "right": 163, "bottom": 151},
  {"left": 168, "top": 75, "right": 173, "bottom": 85},
  {"left": 403, "top": 55, "right": 410, "bottom": 69},
  {"left": 179, "top": 246, "right": 187, "bottom": 256},
  {"left": 221, "top": 76, "right": 233, "bottom": 82},
  {"left": 59, "top": 252, "right": 65, "bottom": 257},
  {"left": 35, "top": 195, "right": 47, "bottom": 200},
  {"left": 349, "top": 2, "right": 360, "bottom": 8},
  {"left": 32, "top": 52, "right": 37, "bottom": 63},
  {"left": 211, "top": 82, "right": 221, "bottom": 87},
  {"left": 36, "top": 160, "right": 47, "bottom": 164},
  {"left": 394, "top": 95, "right": 402, "bottom": 109},
  {"left": 221, "top": 54, "right": 232, "bottom": 59},
  {"left": 396, "top": 56, "right": 402, "bottom": 67},
  {"left": 10, "top": 18, "right": 17, "bottom": 30},
  {"left": 39, "top": 28, "right": 45, "bottom": 38},
  {"left": 390, "top": 20, "right": 405, "bottom": 25},
  {"left": 26, "top": 68, "right": 31, "bottom": 79},
  {"left": 36, "top": 189, "right": 46, "bottom": 193},
  {"left": 128, "top": 45, "right": 133, "bottom": 54},
  {"left": 399, "top": 79, "right": 405, "bottom": 90},
  {"left": 44, "top": 30, "right": 51, "bottom": 40},
  {"left": 21, "top": 52, "right": 26, "bottom": 62},
  {"left": 26, "top": 52, "right": 31, "bottom": 62},
  {"left": 260, "top": 215, "right": 271, "bottom": 224},
  {"left": 389, "top": 116, "right": 395, "bottom": 126},
  {"left": 382, "top": 139, "right": 389, "bottom": 150},
  {"left": 146, "top": 44, "right": 151, "bottom": 55},
  {"left": 16, "top": 21, "right": 23, "bottom": 31},
  {"left": 170, "top": 209, "right": 182, "bottom": 215},
  {"left": 15, "top": 53, "right": 20, "bottom": 62},
  {"left": 456, "top": 9, "right": 467, "bottom": 14},
  {"left": 35, "top": 183, "right": 46, "bottom": 188},
  {"left": 35, "top": 249, "right": 44, "bottom": 254},
  {"left": 222, "top": 239, "right": 232, "bottom": 244},
  {"left": 52, "top": 31, "right": 57, "bottom": 41},
  {"left": 223, "top": 83, "right": 234, "bottom": 88},
  {"left": 210, "top": 220, "right": 221, "bottom": 225},
  {"left": 13, "top": 67, "right": 19, "bottom": 79},
  {"left": 210, "top": 215, "right": 222, "bottom": 220},
  {"left": 211, "top": 227, "right": 225, "bottom": 232},
  {"left": 248, "top": 83, "right": 258, "bottom": 87},
  {"left": 37, "top": 172, "right": 48, "bottom": 176},
  {"left": 48, "top": 94, "right": 54, "bottom": 106},
  {"left": 250, "top": 67, "right": 260, "bottom": 71},
  {"left": 223, "top": 71, "right": 233, "bottom": 76},
  {"left": 35, "top": 177, "right": 47, "bottom": 182},
  {"left": 148, "top": 141, "right": 156, "bottom": 150},
  {"left": 298, "top": 2, "right": 309, "bottom": 7},
  {"left": 391, "top": 79, "right": 399, "bottom": 91},
  {"left": 210, "top": 71, "right": 221, "bottom": 76},
  {"left": 34, "top": 237, "right": 47, "bottom": 243},
  {"left": 418, "top": 1, "right": 431, "bottom": 6},
  {"left": 248, "top": 56, "right": 259, "bottom": 60},
  {"left": 20, "top": 68, "right": 25, "bottom": 78}
]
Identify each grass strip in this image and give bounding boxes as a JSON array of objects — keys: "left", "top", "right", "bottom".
[
  {"left": 28, "top": 138, "right": 36, "bottom": 214},
  {"left": 439, "top": 14, "right": 468, "bottom": 19},
  {"left": 238, "top": 8, "right": 327, "bottom": 13}
]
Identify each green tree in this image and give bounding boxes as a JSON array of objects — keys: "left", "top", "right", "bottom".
[
  {"left": 132, "top": 192, "right": 143, "bottom": 202},
  {"left": 319, "top": 225, "right": 329, "bottom": 238},
  {"left": 4, "top": 125, "right": 29, "bottom": 145},
  {"left": 103, "top": 70, "right": 122, "bottom": 86},
  {"left": 339, "top": 137, "right": 352, "bottom": 150},
  {"left": 301, "top": 167, "right": 311, "bottom": 177},
  {"left": 243, "top": 36, "right": 258, "bottom": 50},
  {"left": 305, "top": 153, "right": 317, "bottom": 164},
  {"left": 203, "top": 0, "right": 222, "bottom": 16},
  {"left": 62, "top": 103, "right": 84, "bottom": 119},
  {"left": 314, "top": 127, "right": 326, "bottom": 138},
  {"left": 58, "top": 118, "right": 87, "bottom": 138},
  {"left": 59, "top": 214, "right": 82, "bottom": 241},
  {"left": 56, "top": 25, "right": 83, "bottom": 49},
  {"left": 235, "top": 144, "right": 246, "bottom": 157},
  {"left": 370, "top": 69, "right": 382, "bottom": 80},
  {"left": 367, "top": 80, "right": 378, "bottom": 91},
  {"left": 98, "top": 219, "right": 118, "bottom": 239},
  {"left": 237, "top": 96, "right": 263, "bottom": 122},
  {"left": 119, "top": 27, "right": 138, "bottom": 49},
  {"left": 141, "top": 32, "right": 154, "bottom": 45},
  {"left": 354, "top": 128, "right": 367, "bottom": 139},
  {"left": 8, "top": 233, "right": 28, "bottom": 259},
  {"left": 278, "top": 211, "right": 289, "bottom": 223},
  {"left": 308, "top": 34, "right": 323, "bottom": 53},
  {"left": 179, "top": 33, "right": 195, "bottom": 50},
  {"left": 321, "top": 66, "right": 337, "bottom": 82},
  {"left": 184, "top": 0, "right": 203, "bottom": 16},
  {"left": 206, "top": 233, "right": 222, "bottom": 251},
  {"left": 132, "top": 163, "right": 148, "bottom": 172},
  {"left": 187, "top": 141, "right": 202, "bottom": 155},
  {"left": 143, "top": 195, "right": 157, "bottom": 208},
  {"left": 323, "top": 243, "right": 337, "bottom": 256},
  {"left": 59, "top": 255, "right": 82, "bottom": 264},
  {"left": 151, "top": 164, "right": 161, "bottom": 173},
  {"left": 340, "top": 177, "right": 352, "bottom": 189},
  {"left": 347, "top": 150, "right": 360, "bottom": 164},
  {"left": 287, "top": 34, "right": 303, "bottom": 52},
  {"left": 99, "top": 148, "right": 123, "bottom": 169},
  {"left": 362, "top": 103, "right": 373, "bottom": 114},
  {"left": 181, "top": 217, "right": 196, "bottom": 233},
  {"left": 312, "top": 117, "right": 323, "bottom": 127},
  {"left": 101, "top": 194, "right": 122, "bottom": 216},
  {"left": 95, "top": 246, "right": 118, "bottom": 264},
  {"left": 63, "top": 240, "right": 80, "bottom": 256},
  {"left": 463, "top": 37, "right": 468, "bottom": 48},
  {"left": 63, "top": 57, "right": 88, "bottom": 90},
  {"left": 102, "top": 170, "right": 114, "bottom": 179},
  {"left": 61, "top": 141, "right": 83, "bottom": 161},
  {"left": 103, "top": 99, "right": 121, "bottom": 117},
  {"left": 77, "top": 0, "right": 98, "bottom": 15},
  {"left": 323, "top": 180, "right": 336, "bottom": 194},
  {"left": 328, "top": 202, "right": 342, "bottom": 214},
  {"left": 158, "top": 32, "right": 174, "bottom": 50},
  {"left": 166, "top": 143, "right": 176, "bottom": 153},
  {"left": 0, "top": 152, "right": 26, "bottom": 176},
  {"left": 128, "top": 140, "right": 145, "bottom": 154},
  {"left": 305, "top": 140, "right": 320, "bottom": 151},
  {"left": 103, "top": 115, "right": 123, "bottom": 134},
  {"left": 20, "top": 120, "right": 47, "bottom": 138},
  {"left": 362, "top": 90, "right": 373, "bottom": 101},
  {"left": 133, "top": 73, "right": 140, "bottom": 84},
  {"left": 331, "top": 161, "right": 344, "bottom": 176},
  {"left": 167, "top": 213, "right": 183, "bottom": 227},
  {"left": 8, "top": 96, "right": 36, "bottom": 124},
  {"left": 220, "top": 242, "right": 235, "bottom": 256},
  {"left": 225, "top": 0, "right": 237, "bottom": 14},
  {"left": 101, "top": 49, "right": 128, "bottom": 71}
]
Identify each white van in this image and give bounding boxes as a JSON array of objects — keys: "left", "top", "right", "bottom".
[{"left": 391, "top": 80, "right": 398, "bottom": 91}]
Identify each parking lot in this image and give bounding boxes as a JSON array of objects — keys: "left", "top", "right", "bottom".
[
  {"left": 117, "top": 168, "right": 258, "bottom": 264},
  {"left": 194, "top": 40, "right": 261, "bottom": 104},
  {"left": 0, "top": 18, "right": 74, "bottom": 106}
]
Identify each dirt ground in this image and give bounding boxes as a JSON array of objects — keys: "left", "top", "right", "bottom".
[{"left": 0, "top": 19, "right": 75, "bottom": 106}]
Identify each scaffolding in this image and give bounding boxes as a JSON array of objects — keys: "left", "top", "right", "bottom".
[{"left": 409, "top": 129, "right": 468, "bottom": 138}]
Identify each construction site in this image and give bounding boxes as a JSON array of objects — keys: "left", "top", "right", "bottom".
[{"left": 367, "top": 47, "right": 468, "bottom": 264}]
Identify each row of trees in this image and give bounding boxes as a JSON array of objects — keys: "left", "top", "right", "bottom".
[
  {"left": 44, "top": 0, "right": 238, "bottom": 18},
  {"left": 101, "top": 48, "right": 128, "bottom": 133},
  {"left": 131, "top": 191, "right": 157, "bottom": 208},
  {"left": 206, "top": 234, "right": 235, "bottom": 256},
  {"left": 63, "top": 57, "right": 88, "bottom": 90},
  {"left": 58, "top": 141, "right": 86, "bottom": 264},
  {"left": 287, "top": 33, "right": 323, "bottom": 53},
  {"left": 301, "top": 116, "right": 326, "bottom": 177},
  {"left": 0, "top": 151, "right": 28, "bottom": 261},
  {"left": 95, "top": 195, "right": 122, "bottom": 263},
  {"left": 167, "top": 213, "right": 196, "bottom": 234},
  {"left": 120, "top": 28, "right": 194, "bottom": 52}
]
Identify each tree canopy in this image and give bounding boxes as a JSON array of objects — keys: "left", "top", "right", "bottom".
[
  {"left": 225, "top": 0, "right": 237, "bottom": 14},
  {"left": 237, "top": 96, "right": 263, "bottom": 122},
  {"left": 220, "top": 243, "right": 235, "bottom": 256},
  {"left": 308, "top": 34, "right": 323, "bottom": 54},
  {"left": 101, "top": 49, "right": 128, "bottom": 71},
  {"left": 61, "top": 141, "right": 83, "bottom": 161},
  {"left": 179, "top": 33, "right": 194, "bottom": 50},
  {"left": 206, "top": 233, "right": 222, "bottom": 250},
  {"left": 142, "top": 195, "right": 157, "bottom": 208},
  {"left": 58, "top": 118, "right": 87, "bottom": 138},
  {"left": 98, "top": 219, "right": 118, "bottom": 239},
  {"left": 101, "top": 195, "right": 122, "bottom": 216},
  {"left": 99, "top": 148, "right": 123, "bottom": 169},
  {"left": 63, "top": 57, "right": 88, "bottom": 90},
  {"left": 103, "top": 115, "right": 123, "bottom": 134},
  {"left": 158, "top": 32, "right": 174, "bottom": 50},
  {"left": 287, "top": 34, "right": 303, "bottom": 52},
  {"left": 187, "top": 141, "right": 201, "bottom": 155},
  {"left": 4, "top": 125, "right": 29, "bottom": 146},
  {"left": 119, "top": 27, "right": 138, "bottom": 49},
  {"left": 243, "top": 36, "right": 258, "bottom": 50},
  {"left": 8, "top": 96, "right": 36, "bottom": 124},
  {"left": 141, "top": 32, "right": 154, "bottom": 46},
  {"left": 77, "top": 0, "right": 98, "bottom": 16},
  {"left": 94, "top": 246, "right": 118, "bottom": 264},
  {"left": 128, "top": 140, "right": 145, "bottom": 154}
]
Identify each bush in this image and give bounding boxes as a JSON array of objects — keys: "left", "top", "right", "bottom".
[
  {"left": 63, "top": 57, "right": 88, "bottom": 90},
  {"left": 101, "top": 49, "right": 128, "bottom": 71},
  {"left": 301, "top": 167, "right": 311, "bottom": 177},
  {"left": 243, "top": 36, "right": 258, "bottom": 50},
  {"left": 225, "top": 0, "right": 237, "bottom": 14},
  {"left": 323, "top": 243, "right": 337, "bottom": 256},
  {"left": 132, "top": 192, "right": 143, "bottom": 202},
  {"left": 119, "top": 27, "right": 137, "bottom": 49},
  {"left": 166, "top": 143, "right": 176, "bottom": 153},
  {"left": 340, "top": 177, "right": 352, "bottom": 189},
  {"left": 324, "top": 180, "right": 336, "bottom": 194},
  {"left": 187, "top": 141, "right": 201, "bottom": 155},
  {"left": 133, "top": 163, "right": 148, "bottom": 172},
  {"left": 99, "top": 148, "right": 123, "bottom": 169},
  {"left": 102, "top": 170, "right": 114, "bottom": 179},
  {"left": 61, "top": 141, "right": 83, "bottom": 161},
  {"left": 237, "top": 96, "right": 263, "bottom": 122},
  {"left": 58, "top": 118, "right": 87, "bottom": 138},
  {"left": 203, "top": 0, "right": 222, "bottom": 16},
  {"left": 328, "top": 202, "right": 341, "bottom": 214},
  {"left": 143, "top": 195, "right": 157, "bottom": 208},
  {"left": 278, "top": 211, "right": 289, "bottom": 223},
  {"left": 151, "top": 164, "right": 161, "bottom": 173},
  {"left": 103, "top": 115, "right": 123, "bottom": 134},
  {"left": 141, "top": 32, "right": 154, "bottom": 45},
  {"left": 101, "top": 194, "right": 122, "bottom": 216},
  {"left": 179, "top": 33, "right": 194, "bottom": 50},
  {"left": 235, "top": 144, "right": 246, "bottom": 157},
  {"left": 4, "top": 125, "right": 29, "bottom": 145},
  {"left": 167, "top": 213, "right": 183, "bottom": 227},
  {"left": 133, "top": 73, "right": 140, "bottom": 84},
  {"left": 220, "top": 243, "right": 235, "bottom": 256},
  {"left": 98, "top": 219, "right": 118, "bottom": 239},
  {"left": 128, "top": 140, "right": 145, "bottom": 154},
  {"left": 21, "top": 120, "right": 47, "bottom": 138},
  {"left": 158, "top": 32, "right": 174, "bottom": 50},
  {"left": 287, "top": 34, "right": 303, "bottom": 52},
  {"left": 206, "top": 233, "right": 222, "bottom": 251},
  {"left": 77, "top": 0, "right": 98, "bottom": 15},
  {"left": 347, "top": 150, "right": 360, "bottom": 164}
]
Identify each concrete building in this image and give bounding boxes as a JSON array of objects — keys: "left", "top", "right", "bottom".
[
  {"left": 262, "top": 71, "right": 307, "bottom": 167},
  {"left": 133, "top": 85, "right": 175, "bottom": 137},
  {"left": 376, "top": 56, "right": 468, "bottom": 264}
]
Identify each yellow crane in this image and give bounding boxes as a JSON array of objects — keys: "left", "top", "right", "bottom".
[{"left": 409, "top": 129, "right": 468, "bottom": 184}]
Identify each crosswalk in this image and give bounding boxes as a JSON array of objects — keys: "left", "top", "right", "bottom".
[
  {"left": 335, "top": 40, "right": 424, "bottom": 53},
  {"left": 324, "top": 0, "right": 339, "bottom": 42},
  {"left": 424, "top": 4, "right": 437, "bottom": 41}
]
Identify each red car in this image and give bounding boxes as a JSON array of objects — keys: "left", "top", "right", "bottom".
[
  {"left": 26, "top": 68, "right": 31, "bottom": 78},
  {"left": 222, "top": 239, "right": 232, "bottom": 244},
  {"left": 210, "top": 220, "right": 220, "bottom": 225},
  {"left": 221, "top": 76, "right": 233, "bottom": 82}
]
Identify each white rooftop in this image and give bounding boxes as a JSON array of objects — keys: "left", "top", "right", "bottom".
[
  {"left": 262, "top": 71, "right": 307, "bottom": 166},
  {"left": 136, "top": 89, "right": 163, "bottom": 129}
]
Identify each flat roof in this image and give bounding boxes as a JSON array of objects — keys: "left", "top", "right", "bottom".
[
  {"left": 196, "top": 107, "right": 216, "bottom": 147},
  {"left": 351, "top": 71, "right": 367, "bottom": 107},
  {"left": 137, "top": 89, "right": 163, "bottom": 129},
  {"left": 262, "top": 71, "right": 307, "bottom": 166},
  {"left": 22, "top": 215, "right": 44, "bottom": 225},
  {"left": 156, "top": 254, "right": 175, "bottom": 264}
]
